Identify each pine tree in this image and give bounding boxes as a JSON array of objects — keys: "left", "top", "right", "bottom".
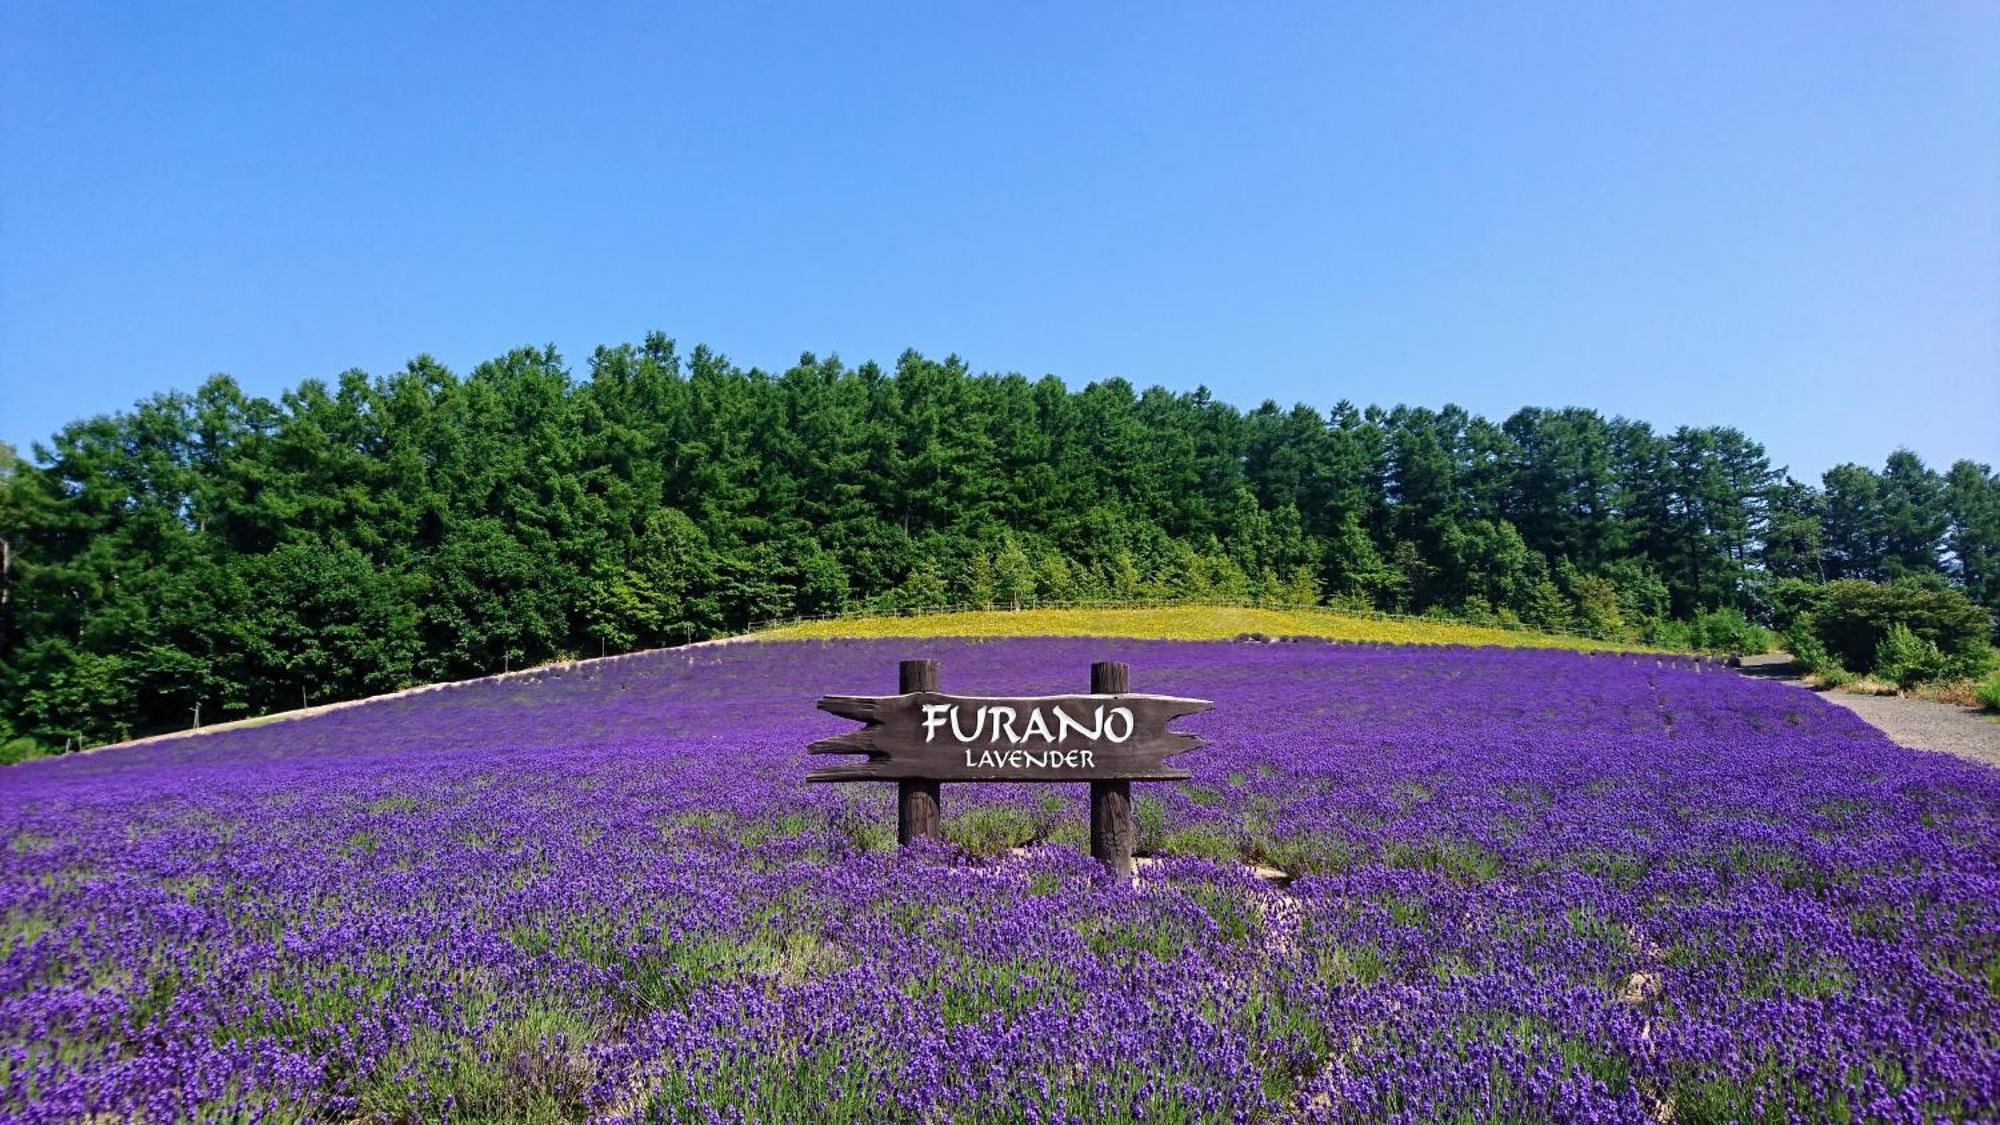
[
  {"left": 964, "top": 553, "right": 997, "bottom": 610},
  {"left": 901, "top": 557, "right": 950, "bottom": 612},
  {"left": 994, "top": 538, "right": 1036, "bottom": 610},
  {"left": 1285, "top": 563, "right": 1321, "bottom": 608}
]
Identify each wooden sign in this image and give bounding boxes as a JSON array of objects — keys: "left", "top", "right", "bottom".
[
  {"left": 807, "top": 691, "right": 1210, "bottom": 783},
  {"left": 805, "top": 659, "right": 1212, "bottom": 875}
]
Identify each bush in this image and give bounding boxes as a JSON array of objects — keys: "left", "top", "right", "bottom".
[
  {"left": 1782, "top": 622, "right": 1838, "bottom": 675},
  {"left": 1771, "top": 578, "right": 1992, "bottom": 676},
  {"left": 1645, "top": 618, "right": 1694, "bottom": 651},
  {"left": 1688, "top": 608, "right": 1775, "bottom": 655},
  {"left": 1943, "top": 645, "right": 1998, "bottom": 682},
  {"left": 0, "top": 737, "right": 52, "bottom": 765},
  {"left": 1876, "top": 624, "right": 1948, "bottom": 690},
  {"left": 1977, "top": 674, "right": 2000, "bottom": 713}
]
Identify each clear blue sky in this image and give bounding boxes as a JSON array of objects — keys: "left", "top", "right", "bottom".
[{"left": 3, "top": 2, "right": 1995, "bottom": 480}]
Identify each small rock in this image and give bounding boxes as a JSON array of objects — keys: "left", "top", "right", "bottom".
[{"left": 1620, "top": 971, "right": 1662, "bottom": 1005}]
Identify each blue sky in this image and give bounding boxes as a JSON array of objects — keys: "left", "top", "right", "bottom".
[{"left": 3, "top": 2, "right": 1994, "bottom": 479}]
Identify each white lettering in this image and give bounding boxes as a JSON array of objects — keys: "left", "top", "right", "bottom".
[
  {"left": 1055, "top": 705, "right": 1101, "bottom": 741},
  {"left": 922, "top": 703, "right": 952, "bottom": 743},
  {"left": 926, "top": 699, "right": 1144, "bottom": 772},
  {"left": 950, "top": 705, "right": 987, "bottom": 743},
  {"left": 992, "top": 706, "right": 1021, "bottom": 744},
  {"left": 1022, "top": 707, "right": 1054, "bottom": 743},
  {"left": 1104, "top": 707, "right": 1134, "bottom": 743}
]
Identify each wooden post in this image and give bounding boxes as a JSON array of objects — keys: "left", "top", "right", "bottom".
[
  {"left": 897, "top": 659, "right": 942, "bottom": 844},
  {"left": 1089, "top": 661, "right": 1135, "bottom": 877}
]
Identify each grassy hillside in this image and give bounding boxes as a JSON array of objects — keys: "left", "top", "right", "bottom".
[{"left": 760, "top": 604, "right": 1662, "bottom": 651}]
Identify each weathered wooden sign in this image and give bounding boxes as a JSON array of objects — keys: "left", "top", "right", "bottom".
[
  {"left": 807, "top": 692, "right": 1209, "bottom": 782},
  {"left": 806, "top": 659, "right": 1211, "bottom": 875}
]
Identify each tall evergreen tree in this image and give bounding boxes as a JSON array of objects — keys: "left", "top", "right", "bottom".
[
  {"left": 1821, "top": 463, "right": 1886, "bottom": 580},
  {"left": 0, "top": 334, "right": 1988, "bottom": 749},
  {"left": 1943, "top": 460, "right": 2000, "bottom": 608},
  {"left": 1876, "top": 450, "right": 1947, "bottom": 578}
]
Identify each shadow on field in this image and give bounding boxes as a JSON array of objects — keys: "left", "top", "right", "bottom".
[{"left": 1731, "top": 653, "right": 1802, "bottom": 681}]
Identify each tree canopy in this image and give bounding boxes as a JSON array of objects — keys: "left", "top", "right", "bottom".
[{"left": 2, "top": 334, "right": 1994, "bottom": 748}]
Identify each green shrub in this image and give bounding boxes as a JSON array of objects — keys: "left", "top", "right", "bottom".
[
  {"left": 1646, "top": 618, "right": 1695, "bottom": 651},
  {"left": 1782, "top": 624, "right": 1840, "bottom": 676},
  {"left": 1942, "top": 645, "right": 1998, "bottom": 682},
  {"left": 1875, "top": 624, "right": 1948, "bottom": 690},
  {"left": 1689, "top": 608, "right": 1774, "bottom": 655},
  {"left": 1977, "top": 673, "right": 2000, "bottom": 713},
  {"left": 1771, "top": 578, "right": 1992, "bottom": 675},
  {"left": 0, "top": 738, "right": 51, "bottom": 766}
]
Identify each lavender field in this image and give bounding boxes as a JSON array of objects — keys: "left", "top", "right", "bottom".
[{"left": 4, "top": 638, "right": 1998, "bottom": 1123}]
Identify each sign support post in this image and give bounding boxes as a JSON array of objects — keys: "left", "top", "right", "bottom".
[
  {"left": 1088, "top": 661, "right": 1135, "bottom": 877},
  {"left": 897, "top": 659, "right": 942, "bottom": 844}
]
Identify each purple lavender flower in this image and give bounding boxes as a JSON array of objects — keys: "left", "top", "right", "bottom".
[{"left": 2, "top": 639, "right": 1995, "bottom": 1121}]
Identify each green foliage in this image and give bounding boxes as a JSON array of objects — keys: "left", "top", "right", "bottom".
[
  {"left": 1772, "top": 577, "right": 1992, "bottom": 677},
  {"left": 1945, "top": 645, "right": 1999, "bottom": 683},
  {"left": 993, "top": 538, "right": 1036, "bottom": 611},
  {"left": 357, "top": 1005, "right": 599, "bottom": 1123},
  {"left": 0, "top": 737, "right": 51, "bottom": 765},
  {"left": 1, "top": 342, "right": 1991, "bottom": 748},
  {"left": 1687, "top": 608, "right": 1776, "bottom": 655},
  {"left": 943, "top": 805, "right": 1042, "bottom": 859},
  {"left": 1560, "top": 561, "right": 1625, "bottom": 638},
  {"left": 1162, "top": 825, "right": 1239, "bottom": 862},
  {"left": 963, "top": 553, "right": 997, "bottom": 610},
  {"left": 899, "top": 557, "right": 950, "bottom": 612},
  {"left": 1281, "top": 563, "right": 1320, "bottom": 608},
  {"left": 1876, "top": 625, "right": 1946, "bottom": 689},
  {"left": 1781, "top": 621, "right": 1841, "bottom": 677},
  {"left": 1975, "top": 673, "right": 2000, "bottom": 713}
]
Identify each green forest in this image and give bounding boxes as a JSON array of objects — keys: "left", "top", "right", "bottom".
[{"left": 3, "top": 334, "right": 1996, "bottom": 749}]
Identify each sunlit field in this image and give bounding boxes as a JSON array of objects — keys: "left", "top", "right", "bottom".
[
  {"left": 4, "top": 638, "right": 1996, "bottom": 1122},
  {"left": 762, "top": 604, "right": 1657, "bottom": 653}
]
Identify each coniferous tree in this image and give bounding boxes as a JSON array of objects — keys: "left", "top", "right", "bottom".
[
  {"left": 1943, "top": 461, "right": 2000, "bottom": 608},
  {"left": 1876, "top": 450, "right": 1947, "bottom": 579},
  {"left": 0, "top": 334, "right": 1988, "bottom": 749},
  {"left": 1821, "top": 463, "right": 1886, "bottom": 580}
]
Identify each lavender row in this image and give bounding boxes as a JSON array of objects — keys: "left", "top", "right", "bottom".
[{"left": 3, "top": 638, "right": 1996, "bottom": 1121}]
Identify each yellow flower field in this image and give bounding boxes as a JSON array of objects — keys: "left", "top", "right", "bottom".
[{"left": 760, "top": 604, "right": 1663, "bottom": 652}]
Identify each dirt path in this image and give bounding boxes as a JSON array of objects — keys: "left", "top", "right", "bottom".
[{"left": 1737, "top": 654, "right": 2000, "bottom": 769}]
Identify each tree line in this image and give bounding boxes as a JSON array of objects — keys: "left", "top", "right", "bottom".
[{"left": 1, "top": 333, "right": 1995, "bottom": 749}]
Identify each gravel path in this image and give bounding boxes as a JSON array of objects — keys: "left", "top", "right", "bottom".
[{"left": 1737, "top": 654, "right": 2000, "bottom": 770}]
